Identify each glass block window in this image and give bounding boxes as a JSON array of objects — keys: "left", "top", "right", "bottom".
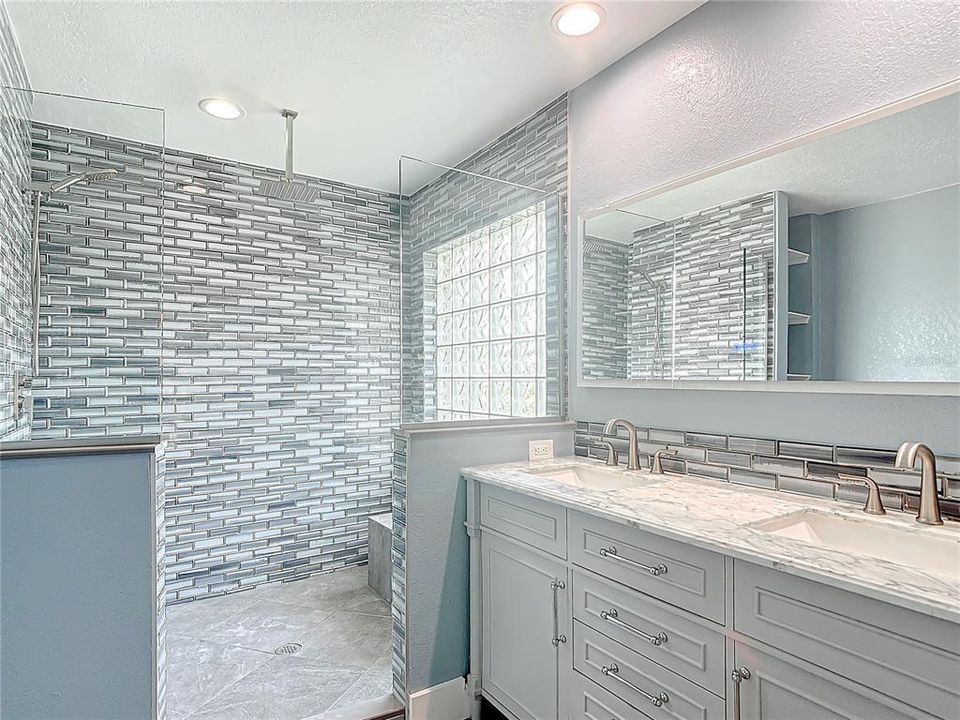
[{"left": 434, "top": 202, "right": 548, "bottom": 421}]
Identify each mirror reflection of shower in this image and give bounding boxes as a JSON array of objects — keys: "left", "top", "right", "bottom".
[
  {"left": 636, "top": 267, "right": 666, "bottom": 380},
  {"left": 24, "top": 168, "right": 119, "bottom": 375}
]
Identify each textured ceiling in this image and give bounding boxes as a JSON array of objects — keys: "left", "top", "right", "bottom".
[{"left": 8, "top": 0, "right": 702, "bottom": 192}]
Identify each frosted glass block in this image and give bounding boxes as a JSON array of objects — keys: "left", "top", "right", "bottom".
[
  {"left": 453, "top": 379, "right": 469, "bottom": 411},
  {"left": 490, "top": 226, "right": 511, "bottom": 266},
  {"left": 490, "top": 264, "right": 511, "bottom": 303},
  {"left": 491, "top": 340, "right": 511, "bottom": 377},
  {"left": 452, "top": 411, "right": 470, "bottom": 421},
  {"left": 512, "top": 379, "right": 536, "bottom": 416},
  {"left": 537, "top": 337, "right": 546, "bottom": 376},
  {"left": 452, "top": 240, "right": 470, "bottom": 278},
  {"left": 512, "top": 215, "right": 537, "bottom": 257},
  {"left": 437, "top": 314, "right": 452, "bottom": 345},
  {"left": 471, "top": 343, "right": 489, "bottom": 376},
  {"left": 512, "top": 338, "right": 536, "bottom": 377},
  {"left": 438, "top": 409, "right": 451, "bottom": 422},
  {"left": 471, "top": 231, "right": 490, "bottom": 272},
  {"left": 512, "top": 256, "right": 536, "bottom": 297},
  {"left": 537, "top": 379, "right": 546, "bottom": 416},
  {"left": 471, "top": 307, "right": 489, "bottom": 342},
  {"left": 490, "top": 302, "right": 511, "bottom": 340},
  {"left": 437, "top": 345, "right": 452, "bottom": 377},
  {"left": 491, "top": 380, "right": 511, "bottom": 415},
  {"left": 453, "top": 276, "right": 469, "bottom": 311},
  {"left": 470, "top": 380, "right": 489, "bottom": 413},
  {"left": 453, "top": 345, "right": 469, "bottom": 377},
  {"left": 453, "top": 310, "right": 470, "bottom": 344},
  {"left": 512, "top": 297, "right": 536, "bottom": 337},
  {"left": 537, "top": 294, "right": 546, "bottom": 335},
  {"left": 537, "top": 210, "right": 546, "bottom": 251},
  {"left": 537, "top": 252, "right": 546, "bottom": 292},
  {"left": 437, "top": 379, "right": 451, "bottom": 409},
  {"left": 437, "top": 249, "right": 452, "bottom": 282},
  {"left": 436, "top": 281, "right": 452, "bottom": 314},
  {"left": 471, "top": 270, "right": 489, "bottom": 306}
]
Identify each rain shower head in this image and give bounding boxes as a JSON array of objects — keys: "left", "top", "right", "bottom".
[
  {"left": 48, "top": 168, "right": 118, "bottom": 192},
  {"left": 257, "top": 109, "right": 319, "bottom": 203}
]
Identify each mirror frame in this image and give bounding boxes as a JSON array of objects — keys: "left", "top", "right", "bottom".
[{"left": 577, "top": 79, "right": 960, "bottom": 397}]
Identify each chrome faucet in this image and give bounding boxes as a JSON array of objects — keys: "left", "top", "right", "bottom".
[
  {"left": 602, "top": 418, "right": 641, "bottom": 470},
  {"left": 591, "top": 440, "right": 618, "bottom": 466},
  {"left": 838, "top": 473, "right": 886, "bottom": 515},
  {"left": 651, "top": 448, "right": 677, "bottom": 474},
  {"left": 895, "top": 442, "right": 943, "bottom": 526}
]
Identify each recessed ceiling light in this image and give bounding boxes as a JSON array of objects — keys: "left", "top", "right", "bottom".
[
  {"left": 198, "top": 97, "right": 245, "bottom": 120},
  {"left": 180, "top": 183, "right": 207, "bottom": 194},
  {"left": 552, "top": 2, "right": 605, "bottom": 37}
]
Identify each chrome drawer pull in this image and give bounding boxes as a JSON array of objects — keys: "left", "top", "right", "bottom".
[
  {"left": 599, "top": 608, "right": 668, "bottom": 646},
  {"left": 599, "top": 546, "right": 668, "bottom": 576},
  {"left": 550, "top": 579, "right": 567, "bottom": 646},
  {"left": 600, "top": 663, "right": 669, "bottom": 707},
  {"left": 731, "top": 667, "right": 751, "bottom": 720}
]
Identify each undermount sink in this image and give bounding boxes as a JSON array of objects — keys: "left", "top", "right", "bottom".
[
  {"left": 525, "top": 464, "right": 656, "bottom": 491},
  {"left": 752, "top": 509, "right": 960, "bottom": 579}
]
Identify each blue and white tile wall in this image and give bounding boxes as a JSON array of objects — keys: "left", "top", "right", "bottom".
[
  {"left": 402, "top": 95, "right": 568, "bottom": 423},
  {"left": 0, "top": 2, "right": 32, "bottom": 441},
  {"left": 29, "top": 122, "right": 402, "bottom": 602}
]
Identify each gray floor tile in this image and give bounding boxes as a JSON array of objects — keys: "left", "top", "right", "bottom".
[
  {"left": 201, "top": 599, "right": 336, "bottom": 652},
  {"left": 189, "top": 655, "right": 361, "bottom": 720},
  {"left": 337, "top": 586, "right": 391, "bottom": 617},
  {"left": 166, "top": 637, "right": 271, "bottom": 716},
  {"left": 261, "top": 566, "right": 371, "bottom": 609},
  {"left": 166, "top": 590, "right": 261, "bottom": 640},
  {"left": 325, "top": 653, "right": 394, "bottom": 712},
  {"left": 296, "top": 611, "right": 392, "bottom": 671}
]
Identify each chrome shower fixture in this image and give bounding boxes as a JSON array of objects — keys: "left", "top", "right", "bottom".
[
  {"left": 47, "top": 168, "right": 119, "bottom": 193},
  {"left": 257, "top": 109, "right": 320, "bottom": 203}
]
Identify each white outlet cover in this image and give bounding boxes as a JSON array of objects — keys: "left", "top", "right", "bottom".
[{"left": 529, "top": 439, "right": 554, "bottom": 460}]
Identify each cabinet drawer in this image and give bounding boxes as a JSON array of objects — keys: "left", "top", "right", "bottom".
[
  {"left": 480, "top": 484, "right": 566, "bottom": 558},
  {"left": 568, "top": 670, "right": 653, "bottom": 720},
  {"left": 572, "top": 567, "right": 725, "bottom": 696},
  {"left": 574, "top": 621, "right": 724, "bottom": 720},
  {"left": 569, "top": 512, "right": 725, "bottom": 623},
  {"left": 734, "top": 560, "right": 960, "bottom": 720}
]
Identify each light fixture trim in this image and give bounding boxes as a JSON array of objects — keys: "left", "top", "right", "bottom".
[
  {"left": 198, "top": 97, "right": 245, "bottom": 120},
  {"left": 551, "top": 2, "right": 606, "bottom": 37}
]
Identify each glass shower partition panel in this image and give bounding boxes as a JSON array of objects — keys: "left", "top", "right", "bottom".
[
  {"left": 1, "top": 87, "right": 164, "bottom": 440},
  {"left": 399, "top": 156, "right": 564, "bottom": 424}
]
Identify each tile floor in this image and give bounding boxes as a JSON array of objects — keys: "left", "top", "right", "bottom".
[{"left": 165, "top": 566, "right": 393, "bottom": 720}]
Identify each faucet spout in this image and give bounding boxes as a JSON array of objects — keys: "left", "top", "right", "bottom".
[
  {"left": 602, "top": 418, "right": 641, "bottom": 471},
  {"left": 895, "top": 442, "right": 943, "bottom": 526}
]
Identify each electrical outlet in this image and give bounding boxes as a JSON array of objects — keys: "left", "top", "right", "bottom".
[{"left": 529, "top": 439, "right": 554, "bottom": 461}]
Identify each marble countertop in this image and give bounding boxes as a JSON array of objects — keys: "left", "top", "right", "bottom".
[{"left": 462, "top": 456, "right": 960, "bottom": 623}]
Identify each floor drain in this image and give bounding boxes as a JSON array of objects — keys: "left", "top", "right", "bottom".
[{"left": 274, "top": 643, "right": 302, "bottom": 655}]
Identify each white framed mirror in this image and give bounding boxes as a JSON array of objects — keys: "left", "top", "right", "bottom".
[{"left": 578, "top": 81, "right": 960, "bottom": 396}]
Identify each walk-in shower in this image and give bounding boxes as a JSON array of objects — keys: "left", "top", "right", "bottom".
[{"left": 24, "top": 169, "right": 119, "bottom": 374}]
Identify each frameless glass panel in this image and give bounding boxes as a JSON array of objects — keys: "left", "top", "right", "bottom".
[
  {"left": 400, "top": 157, "right": 563, "bottom": 423},
  {"left": 1, "top": 86, "right": 164, "bottom": 440}
]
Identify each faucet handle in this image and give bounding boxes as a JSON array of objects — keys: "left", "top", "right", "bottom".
[
  {"left": 651, "top": 448, "right": 678, "bottom": 474},
  {"left": 838, "top": 473, "right": 886, "bottom": 516},
  {"left": 592, "top": 440, "right": 618, "bottom": 467}
]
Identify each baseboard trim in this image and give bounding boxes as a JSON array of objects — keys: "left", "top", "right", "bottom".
[{"left": 408, "top": 677, "right": 469, "bottom": 720}]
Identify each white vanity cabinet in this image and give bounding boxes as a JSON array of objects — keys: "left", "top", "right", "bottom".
[{"left": 467, "top": 479, "right": 960, "bottom": 720}]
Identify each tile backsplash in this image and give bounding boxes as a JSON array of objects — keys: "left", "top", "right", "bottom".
[{"left": 574, "top": 420, "right": 960, "bottom": 519}]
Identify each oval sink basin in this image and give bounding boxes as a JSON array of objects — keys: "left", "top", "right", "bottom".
[
  {"left": 751, "top": 509, "right": 960, "bottom": 579},
  {"left": 525, "top": 465, "right": 656, "bottom": 491}
]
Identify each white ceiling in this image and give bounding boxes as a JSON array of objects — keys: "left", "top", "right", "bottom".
[
  {"left": 588, "top": 91, "right": 960, "bottom": 242},
  {"left": 8, "top": 0, "right": 702, "bottom": 192}
]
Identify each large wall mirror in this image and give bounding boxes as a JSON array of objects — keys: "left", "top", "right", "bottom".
[{"left": 579, "top": 84, "right": 959, "bottom": 394}]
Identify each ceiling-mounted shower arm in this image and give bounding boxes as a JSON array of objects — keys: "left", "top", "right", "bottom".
[{"left": 282, "top": 109, "right": 298, "bottom": 183}]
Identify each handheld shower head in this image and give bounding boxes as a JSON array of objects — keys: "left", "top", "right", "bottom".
[{"left": 49, "top": 168, "right": 118, "bottom": 192}]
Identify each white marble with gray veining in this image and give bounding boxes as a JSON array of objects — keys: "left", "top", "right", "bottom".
[{"left": 462, "top": 457, "right": 960, "bottom": 623}]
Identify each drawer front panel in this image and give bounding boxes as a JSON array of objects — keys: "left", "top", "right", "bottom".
[
  {"left": 570, "top": 512, "right": 725, "bottom": 623},
  {"left": 572, "top": 567, "right": 725, "bottom": 696},
  {"left": 574, "top": 620, "right": 724, "bottom": 720},
  {"left": 479, "top": 484, "right": 566, "bottom": 558},
  {"left": 569, "top": 671, "right": 654, "bottom": 720},
  {"left": 734, "top": 560, "right": 960, "bottom": 720}
]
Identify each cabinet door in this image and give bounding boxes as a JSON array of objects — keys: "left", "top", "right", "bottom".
[
  {"left": 733, "top": 641, "right": 923, "bottom": 720},
  {"left": 482, "top": 532, "right": 567, "bottom": 720}
]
